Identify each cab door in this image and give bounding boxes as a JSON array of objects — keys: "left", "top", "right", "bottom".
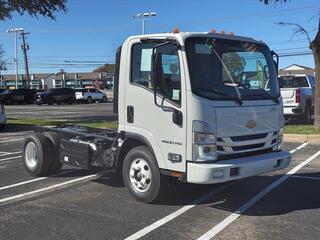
[{"left": 123, "top": 40, "right": 187, "bottom": 172}]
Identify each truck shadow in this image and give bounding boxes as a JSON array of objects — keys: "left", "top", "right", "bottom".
[
  {"left": 52, "top": 169, "right": 320, "bottom": 217},
  {"left": 95, "top": 171, "right": 320, "bottom": 216}
]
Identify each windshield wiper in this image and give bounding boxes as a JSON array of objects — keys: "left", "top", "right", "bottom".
[
  {"left": 197, "top": 88, "right": 243, "bottom": 106},
  {"left": 247, "top": 92, "right": 279, "bottom": 103}
]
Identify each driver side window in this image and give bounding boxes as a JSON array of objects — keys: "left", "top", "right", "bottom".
[{"left": 131, "top": 42, "right": 181, "bottom": 106}]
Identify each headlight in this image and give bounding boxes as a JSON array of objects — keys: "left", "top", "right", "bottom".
[
  {"left": 276, "top": 127, "right": 284, "bottom": 150},
  {"left": 193, "top": 120, "right": 217, "bottom": 162}
]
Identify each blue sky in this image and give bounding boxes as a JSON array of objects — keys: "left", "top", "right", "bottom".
[{"left": 0, "top": 0, "right": 319, "bottom": 74}]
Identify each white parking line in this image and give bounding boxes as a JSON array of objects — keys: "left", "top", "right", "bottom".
[
  {"left": 0, "top": 151, "right": 10, "bottom": 154},
  {"left": 124, "top": 183, "right": 235, "bottom": 240},
  {"left": 0, "top": 138, "right": 25, "bottom": 143},
  {"left": 0, "top": 151, "right": 22, "bottom": 157},
  {"left": 289, "top": 142, "right": 308, "bottom": 154},
  {"left": 197, "top": 150, "right": 320, "bottom": 240},
  {"left": 0, "top": 170, "right": 108, "bottom": 204},
  {"left": 125, "top": 142, "right": 308, "bottom": 240},
  {"left": 0, "top": 169, "right": 77, "bottom": 191},
  {"left": 290, "top": 175, "right": 320, "bottom": 181},
  {"left": 0, "top": 155, "right": 21, "bottom": 162}
]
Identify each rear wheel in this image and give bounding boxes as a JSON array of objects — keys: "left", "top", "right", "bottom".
[
  {"left": 102, "top": 96, "right": 107, "bottom": 103},
  {"left": 87, "top": 96, "right": 92, "bottom": 104},
  {"left": 22, "top": 133, "right": 53, "bottom": 176},
  {"left": 123, "top": 146, "right": 167, "bottom": 203},
  {"left": 43, "top": 131, "right": 63, "bottom": 174},
  {"left": 302, "top": 104, "right": 312, "bottom": 124},
  {"left": 68, "top": 97, "right": 74, "bottom": 104},
  {"left": 48, "top": 98, "right": 54, "bottom": 105}
]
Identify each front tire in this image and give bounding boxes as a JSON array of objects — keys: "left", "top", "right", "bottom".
[
  {"left": 123, "top": 146, "right": 167, "bottom": 203},
  {"left": 22, "top": 133, "right": 53, "bottom": 176}
]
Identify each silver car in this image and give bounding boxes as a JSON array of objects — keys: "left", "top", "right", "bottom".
[{"left": 0, "top": 104, "right": 6, "bottom": 129}]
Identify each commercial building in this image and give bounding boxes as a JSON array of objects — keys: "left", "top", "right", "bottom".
[{"left": 0, "top": 71, "right": 114, "bottom": 90}]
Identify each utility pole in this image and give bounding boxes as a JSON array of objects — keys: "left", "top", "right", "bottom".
[
  {"left": 7, "top": 28, "right": 23, "bottom": 89},
  {"left": 20, "top": 31, "right": 30, "bottom": 88}
]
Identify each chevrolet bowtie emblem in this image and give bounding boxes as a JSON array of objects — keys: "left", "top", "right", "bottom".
[{"left": 246, "top": 120, "right": 257, "bottom": 129}]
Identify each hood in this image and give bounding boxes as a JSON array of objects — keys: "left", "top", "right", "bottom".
[{"left": 215, "top": 104, "right": 282, "bottom": 137}]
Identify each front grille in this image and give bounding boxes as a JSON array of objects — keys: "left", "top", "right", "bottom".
[
  {"left": 232, "top": 143, "right": 265, "bottom": 151},
  {"left": 217, "top": 148, "right": 273, "bottom": 161},
  {"left": 217, "top": 131, "right": 278, "bottom": 156},
  {"left": 230, "top": 133, "right": 268, "bottom": 142}
]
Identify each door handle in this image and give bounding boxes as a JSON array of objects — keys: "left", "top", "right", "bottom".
[{"left": 127, "top": 106, "right": 134, "bottom": 123}]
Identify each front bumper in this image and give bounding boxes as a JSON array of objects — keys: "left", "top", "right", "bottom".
[{"left": 187, "top": 150, "right": 291, "bottom": 184}]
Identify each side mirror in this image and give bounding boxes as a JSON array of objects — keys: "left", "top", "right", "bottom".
[{"left": 271, "top": 50, "right": 279, "bottom": 75}]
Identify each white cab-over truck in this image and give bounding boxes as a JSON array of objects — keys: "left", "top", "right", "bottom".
[{"left": 22, "top": 31, "right": 291, "bottom": 203}]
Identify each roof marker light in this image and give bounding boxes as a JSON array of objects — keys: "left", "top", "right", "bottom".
[{"left": 172, "top": 28, "right": 180, "bottom": 33}]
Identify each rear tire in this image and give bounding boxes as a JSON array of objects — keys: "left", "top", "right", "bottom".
[
  {"left": 123, "top": 146, "right": 167, "bottom": 203},
  {"left": 102, "top": 96, "right": 107, "bottom": 103},
  {"left": 68, "top": 97, "right": 74, "bottom": 104},
  {"left": 22, "top": 133, "right": 53, "bottom": 176},
  {"left": 48, "top": 98, "right": 54, "bottom": 105},
  {"left": 302, "top": 104, "right": 312, "bottom": 124},
  {"left": 87, "top": 96, "right": 92, "bottom": 104},
  {"left": 43, "top": 131, "right": 63, "bottom": 174}
]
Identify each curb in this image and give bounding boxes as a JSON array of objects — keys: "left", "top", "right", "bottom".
[{"left": 284, "top": 134, "right": 320, "bottom": 144}]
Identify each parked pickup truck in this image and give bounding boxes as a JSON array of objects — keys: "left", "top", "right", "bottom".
[
  {"left": 75, "top": 88, "right": 108, "bottom": 103},
  {"left": 22, "top": 31, "right": 291, "bottom": 203},
  {"left": 279, "top": 74, "right": 315, "bottom": 123}
]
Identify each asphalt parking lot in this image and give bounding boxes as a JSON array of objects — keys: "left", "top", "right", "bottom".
[
  {"left": 5, "top": 102, "right": 116, "bottom": 121},
  {"left": 0, "top": 125, "right": 319, "bottom": 240}
]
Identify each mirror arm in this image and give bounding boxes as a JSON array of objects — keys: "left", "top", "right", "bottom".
[{"left": 271, "top": 50, "right": 279, "bottom": 75}]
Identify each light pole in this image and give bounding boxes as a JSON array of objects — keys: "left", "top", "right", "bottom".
[
  {"left": 7, "top": 27, "right": 24, "bottom": 89},
  {"left": 133, "top": 12, "right": 157, "bottom": 34}
]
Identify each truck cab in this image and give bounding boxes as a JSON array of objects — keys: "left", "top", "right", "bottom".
[{"left": 22, "top": 31, "right": 291, "bottom": 203}]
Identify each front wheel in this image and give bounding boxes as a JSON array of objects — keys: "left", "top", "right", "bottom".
[{"left": 123, "top": 146, "right": 167, "bottom": 203}]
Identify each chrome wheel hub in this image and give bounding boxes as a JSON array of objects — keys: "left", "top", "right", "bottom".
[
  {"left": 129, "top": 158, "right": 152, "bottom": 193},
  {"left": 25, "top": 142, "right": 38, "bottom": 169}
]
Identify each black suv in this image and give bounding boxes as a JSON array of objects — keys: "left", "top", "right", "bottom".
[
  {"left": 35, "top": 88, "right": 76, "bottom": 105},
  {"left": 0, "top": 89, "right": 37, "bottom": 104}
]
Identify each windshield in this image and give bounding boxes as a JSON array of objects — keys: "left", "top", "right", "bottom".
[
  {"left": 185, "top": 37, "right": 280, "bottom": 101},
  {"left": 279, "top": 76, "right": 309, "bottom": 88}
]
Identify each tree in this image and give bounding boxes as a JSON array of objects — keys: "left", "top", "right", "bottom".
[
  {"left": 277, "top": 19, "right": 320, "bottom": 129},
  {"left": 0, "top": 45, "right": 7, "bottom": 73},
  {"left": 261, "top": 0, "right": 320, "bottom": 129},
  {"left": 0, "top": 0, "right": 67, "bottom": 21},
  {"left": 222, "top": 52, "right": 246, "bottom": 82}
]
